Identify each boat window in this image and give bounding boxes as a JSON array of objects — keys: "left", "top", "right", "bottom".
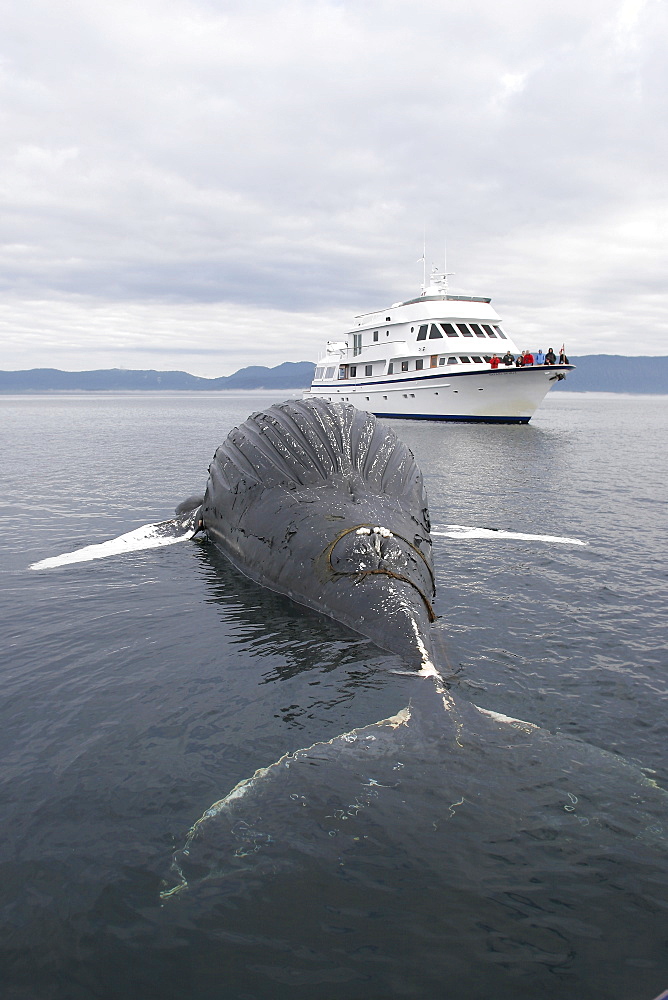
[
  {"left": 482, "top": 324, "right": 496, "bottom": 338},
  {"left": 415, "top": 359, "right": 424, "bottom": 370},
  {"left": 350, "top": 365, "right": 357, "bottom": 377},
  {"left": 353, "top": 333, "right": 362, "bottom": 356},
  {"left": 468, "top": 323, "right": 486, "bottom": 338},
  {"left": 325, "top": 367, "right": 335, "bottom": 379},
  {"left": 447, "top": 356, "right": 458, "bottom": 365},
  {"left": 493, "top": 325, "right": 507, "bottom": 339},
  {"left": 416, "top": 324, "right": 429, "bottom": 341},
  {"left": 441, "top": 323, "right": 459, "bottom": 338},
  {"left": 471, "top": 356, "right": 483, "bottom": 364},
  {"left": 430, "top": 355, "right": 438, "bottom": 368},
  {"left": 365, "top": 365, "right": 373, "bottom": 376},
  {"left": 388, "top": 362, "right": 394, "bottom": 374},
  {"left": 315, "top": 366, "right": 324, "bottom": 379},
  {"left": 438, "top": 357, "right": 446, "bottom": 366},
  {"left": 428, "top": 324, "right": 443, "bottom": 339},
  {"left": 338, "top": 367, "right": 346, "bottom": 379},
  {"left": 373, "top": 331, "right": 379, "bottom": 342},
  {"left": 401, "top": 361, "right": 409, "bottom": 372},
  {"left": 457, "top": 324, "right": 474, "bottom": 337},
  {"left": 459, "top": 356, "right": 471, "bottom": 363}
]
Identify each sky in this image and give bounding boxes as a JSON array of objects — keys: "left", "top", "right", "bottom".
[{"left": 1, "top": 0, "right": 666, "bottom": 376}]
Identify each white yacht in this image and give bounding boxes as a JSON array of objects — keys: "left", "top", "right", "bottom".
[{"left": 305, "top": 271, "right": 573, "bottom": 423}]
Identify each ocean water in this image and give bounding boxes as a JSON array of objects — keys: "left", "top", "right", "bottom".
[{"left": 1, "top": 390, "right": 667, "bottom": 1000}]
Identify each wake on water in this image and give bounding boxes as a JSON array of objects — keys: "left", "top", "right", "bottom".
[{"left": 29, "top": 518, "right": 587, "bottom": 571}]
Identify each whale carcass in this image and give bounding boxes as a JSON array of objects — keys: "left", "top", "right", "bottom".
[{"left": 196, "top": 396, "right": 438, "bottom": 671}]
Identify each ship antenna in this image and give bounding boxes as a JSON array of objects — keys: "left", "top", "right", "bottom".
[{"left": 422, "top": 230, "right": 426, "bottom": 292}]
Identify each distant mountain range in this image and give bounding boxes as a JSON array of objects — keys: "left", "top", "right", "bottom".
[{"left": 0, "top": 356, "right": 666, "bottom": 393}]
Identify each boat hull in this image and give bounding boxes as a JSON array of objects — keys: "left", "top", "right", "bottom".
[{"left": 305, "top": 365, "right": 573, "bottom": 424}]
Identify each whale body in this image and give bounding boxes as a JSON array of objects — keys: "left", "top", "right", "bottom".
[{"left": 198, "top": 397, "right": 438, "bottom": 671}]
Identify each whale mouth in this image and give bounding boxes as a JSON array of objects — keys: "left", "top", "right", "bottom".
[{"left": 322, "top": 524, "right": 436, "bottom": 623}]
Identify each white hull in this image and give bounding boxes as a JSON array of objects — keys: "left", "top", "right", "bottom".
[{"left": 305, "top": 364, "right": 570, "bottom": 423}]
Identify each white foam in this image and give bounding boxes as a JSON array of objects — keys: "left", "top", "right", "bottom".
[
  {"left": 30, "top": 516, "right": 197, "bottom": 570},
  {"left": 432, "top": 525, "right": 587, "bottom": 546}
]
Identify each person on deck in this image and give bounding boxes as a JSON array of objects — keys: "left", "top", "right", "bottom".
[
  {"left": 545, "top": 348, "right": 557, "bottom": 365},
  {"left": 522, "top": 349, "right": 534, "bottom": 366},
  {"left": 559, "top": 349, "right": 569, "bottom": 364},
  {"left": 489, "top": 354, "right": 500, "bottom": 369},
  {"left": 502, "top": 350, "right": 514, "bottom": 366},
  {"left": 535, "top": 348, "right": 546, "bottom": 365}
]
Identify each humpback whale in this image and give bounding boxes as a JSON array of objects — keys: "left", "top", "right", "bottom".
[{"left": 195, "top": 396, "right": 439, "bottom": 672}]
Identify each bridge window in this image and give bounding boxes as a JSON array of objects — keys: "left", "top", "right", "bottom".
[
  {"left": 441, "top": 323, "right": 459, "bottom": 338},
  {"left": 338, "top": 367, "right": 346, "bottom": 379},
  {"left": 492, "top": 325, "right": 507, "bottom": 339},
  {"left": 325, "top": 367, "right": 335, "bottom": 379},
  {"left": 428, "top": 324, "right": 443, "bottom": 339},
  {"left": 315, "top": 366, "right": 324, "bottom": 379},
  {"left": 457, "top": 324, "right": 474, "bottom": 338},
  {"left": 416, "top": 324, "right": 429, "bottom": 341}
]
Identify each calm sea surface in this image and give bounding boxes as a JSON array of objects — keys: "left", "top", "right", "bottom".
[{"left": 1, "top": 391, "right": 666, "bottom": 1000}]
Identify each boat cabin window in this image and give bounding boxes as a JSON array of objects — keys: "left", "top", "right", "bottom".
[
  {"left": 457, "top": 324, "right": 474, "bottom": 338},
  {"left": 447, "top": 356, "right": 458, "bottom": 365},
  {"left": 401, "top": 361, "right": 409, "bottom": 372},
  {"left": 428, "top": 324, "right": 443, "bottom": 339},
  {"left": 438, "top": 357, "right": 446, "bottom": 366},
  {"left": 365, "top": 365, "right": 373, "bottom": 376},
  {"left": 373, "top": 331, "right": 379, "bottom": 342},
  {"left": 416, "top": 324, "right": 429, "bottom": 341},
  {"left": 459, "top": 356, "right": 471, "bottom": 363},
  {"left": 492, "top": 325, "right": 507, "bottom": 339},
  {"left": 441, "top": 323, "right": 459, "bottom": 338},
  {"left": 469, "top": 323, "right": 486, "bottom": 337},
  {"left": 388, "top": 362, "right": 394, "bottom": 374},
  {"left": 325, "top": 367, "right": 335, "bottom": 379},
  {"left": 338, "top": 367, "right": 346, "bottom": 379},
  {"left": 471, "top": 356, "right": 483, "bottom": 364},
  {"left": 415, "top": 359, "right": 424, "bottom": 370},
  {"left": 481, "top": 324, "right": 496, "bottom": 338},
  {"left": 315, "top": 366, "right": 324, "bottom": 379},
  {"left": 353, "top": 333, "right": 362, "bottom": 356},
  {"left": 350, "top": 365, "right": 357, "bottom": 376}
]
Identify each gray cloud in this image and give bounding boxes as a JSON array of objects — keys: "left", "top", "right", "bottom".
[{"left": 1, "top": 0, "right": 666, "bottom": 374}]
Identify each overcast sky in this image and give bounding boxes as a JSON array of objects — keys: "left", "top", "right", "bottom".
[{"left": 1, "top": 0, "right": 666, "bottom": 375}]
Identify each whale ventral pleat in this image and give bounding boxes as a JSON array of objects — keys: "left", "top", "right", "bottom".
[{"left": 208, "top": 397, "right": 425, "bottom": 503}]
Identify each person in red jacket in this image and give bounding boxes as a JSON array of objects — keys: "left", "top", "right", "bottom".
[
  {"left": 489, "top": 354, "right": 500, "bottom": 369},
  {"left": 522, "top": 349, "right": 534, "bottom": 366}
]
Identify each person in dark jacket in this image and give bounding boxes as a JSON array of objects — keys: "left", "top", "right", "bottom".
[{"left": 545, "top": 348, "right": 557, "bottom": 365}]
